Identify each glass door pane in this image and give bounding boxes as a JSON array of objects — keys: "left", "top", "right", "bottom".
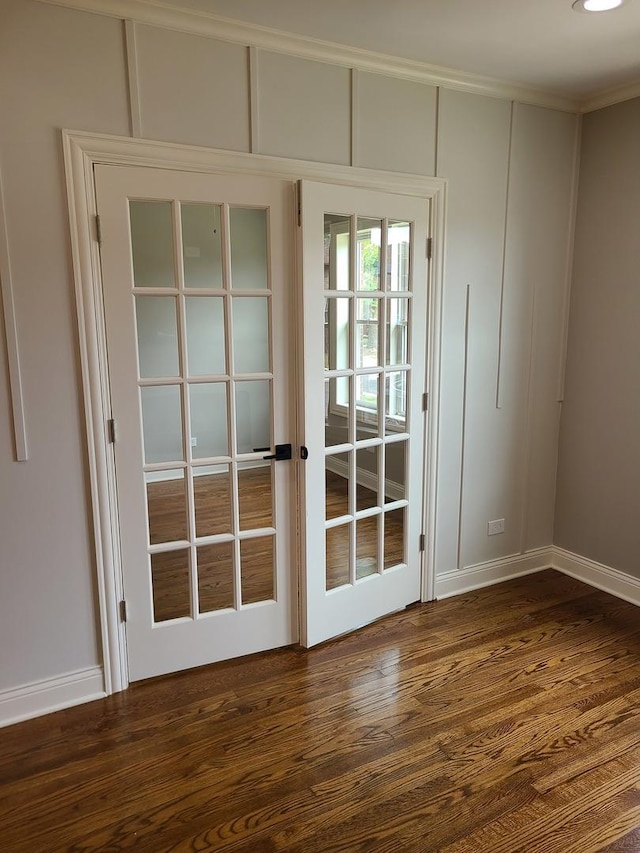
[
  {"left": 301, "top": 180, "right": 429, "bottom": 648},
  {"left": 126, "top": 187, "right": 279, "bottom": 628}
]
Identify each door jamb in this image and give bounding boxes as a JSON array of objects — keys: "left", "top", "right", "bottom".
[{"left": 62, "top": 129, "right": 446, "bottom": 695}]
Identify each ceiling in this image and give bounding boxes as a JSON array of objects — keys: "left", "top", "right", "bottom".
[{"left": 170, "top": 0, "right": 640, "bottom": 101}]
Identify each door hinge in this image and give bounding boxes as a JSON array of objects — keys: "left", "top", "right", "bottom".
[
  {"left": 95, "top": 214, "right": 102, "bottom": 246},
  {"left": 119, "top": 600, "right": 128, "bottom": 622},
  {"left": 419, "top": 534, "right": 426, "bottom": 552},
  {"left": 423, "top": 392, "right": 429, "bottom": 412},
  {"left": 107, "top": 418, "right": 116, "bottom": 444},
  {"left": 296, "top": 179, "right": 302, "bottom": 227},
  {"left": 426, "top": 236, "right": 432, "bottom": 260}
]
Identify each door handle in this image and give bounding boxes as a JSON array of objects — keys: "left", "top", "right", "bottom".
[{"left": 263, "top": 443, "right": 292, "bottom": 461}]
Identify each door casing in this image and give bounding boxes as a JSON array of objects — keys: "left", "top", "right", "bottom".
[{"left": 62, "top": 128, "right": 446, "bottom": 695}]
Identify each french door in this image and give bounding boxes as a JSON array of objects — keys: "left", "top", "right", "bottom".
[
  {"left": 95, "top": 165, "right": 297, "bottom": 681},
  {"left": 300, "top": 181, "right": 429, "bottom": 647},
  {"left": 93, "top": 164, "right": 430, "bottom": 681}
]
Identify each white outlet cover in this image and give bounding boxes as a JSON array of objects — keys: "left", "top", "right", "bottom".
[{"left": 487, "top": 518, "right": 505, "bottom": 536}]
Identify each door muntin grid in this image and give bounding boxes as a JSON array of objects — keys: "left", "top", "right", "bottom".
[
  {"left": 129, "top": 199, "right": 277, "bottom": 622},
  {"left": 323, "top": 214, "right": 412, "bottom": 591}
]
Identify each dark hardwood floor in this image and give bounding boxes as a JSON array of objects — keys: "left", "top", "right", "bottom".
[{"left": 3, "top": 570, "right": 640, "bottom": 851}]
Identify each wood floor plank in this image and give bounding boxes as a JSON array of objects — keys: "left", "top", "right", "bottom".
[
  {"left": 3, "top": 570, "right": 640, "bottom": 852},
  {"left": 600, "top": 826, "right": 640, "bottom": 851},
  {"left": 451, "top": 775, "right": 640, "bottom": 853}
]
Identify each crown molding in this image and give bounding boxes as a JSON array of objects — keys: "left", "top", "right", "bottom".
[
  {"left": 580, "top": 78, "right": 640, "bottom": 113},
  {"left": 37, "top": 0, "right": 581, "bottom": 112}
]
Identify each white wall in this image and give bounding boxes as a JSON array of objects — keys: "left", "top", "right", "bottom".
[{"left": 0, "top": 1, "right": 578, "bottom": 713}]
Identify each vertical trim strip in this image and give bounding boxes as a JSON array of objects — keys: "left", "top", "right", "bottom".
[
  {"left": 556, "top": 113, "right": 582, "bottom": 403},
  {"left": 249, "top": 46, "right": 260, "bottom": 154},
  {"left": 350, "top": 68, "right": 359, "bottom": 167},
  {"left": 124, "top": 20, "right": 143, "bottom": 138},
  {"left": 0, "top": 167, "right": 28, "bottom": 462},
  {"left": 519, "top": 285, "right": 537, "bottom": 554},
  {"left": 433, "top": 86, "right": 440, "bottom": 177},
  {"left": 495, "top": 100, "right": 515, "bottom": 410},
  {"left": 456, "top": 284, "right": 471, "bottom": 570}
]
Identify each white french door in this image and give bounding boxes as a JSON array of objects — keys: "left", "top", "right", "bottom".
[
  {"left": 95, "top": 165, "right": 297, "bottom": 681},
  {"left": 300, "top": 181, "right": 429, "bottom": 647},
  {"left": 92, "top": 163, "right": 430, "bottom": 680}
]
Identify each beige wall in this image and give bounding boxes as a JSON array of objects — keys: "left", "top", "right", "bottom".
[
  {"left": 555, "top": 98, "right": 640, "bottom": 577},
  {"left": 0, "top": 1, "right": 578, "bottom": 708}
]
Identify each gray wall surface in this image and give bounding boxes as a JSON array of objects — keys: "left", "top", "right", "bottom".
[
  {"left": 0, "top": 0, "right": 131, "bottom": 691},
  {"left": 555, "top": 99, "right": 640, "bottom": 576},
  {"left": 0, "top": 0, "right": 578, "bottom": 706}
]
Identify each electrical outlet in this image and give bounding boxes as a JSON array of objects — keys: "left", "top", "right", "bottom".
[
  {"left": 190, "top": 436, "right": 198, "bottom": 447},
  {"left": 487, "top": 518, "right": 505, "bottom": 536}
]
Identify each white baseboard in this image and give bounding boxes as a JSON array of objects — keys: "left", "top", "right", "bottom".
[
  {"left": 435, "top": 547, "right": 554, "bottom": 599},
  {"left": 0, "top": 666, "right": 105, "bottom": 729},
  {"left": 552, "top": 547, "right": 640, "bottom": 607},
  {"left": 434, "top": 544, "right": 640, "bottom": 608}
]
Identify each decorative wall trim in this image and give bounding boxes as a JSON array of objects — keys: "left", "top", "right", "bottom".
[
  {"left": 37, "top": 0, "right": 581, "bottom": 113},
  {"left": 436, "top": 547, "right": 553, "bottom": 599},
  {"left": 456, "top": 284, "right": 471, "bottom": 569},
  {"left": 0, "top": 167, "right": 28, "bottom": 462},
  {"left": 495, "top": 101, "right": 514, "bottom": 411},
  {"left": 556, "top": 115, "right": 582, "bottom": 403},
  {"left": 64, "top": 130, "right": 446, "bottom": 197},
  {"left": 124, "top": 19, "right": 143, "bottom": 138},
  {"left": 582, "top": 80, "right": 640, "bottom": 114},
  {"left": 519, "top": 284, "right": 537, "bottom": 553},
  {"left": 552, "top": 547, "right": 640, "bottom": 607},
  {"left": 350, "top": 68, "right": 359, "bottom": 168},
  {"left": 248, "top": 46, "right": 260, "bottom": 155},
  {"left": 0, "top": 666, "right": 105, "bottom": 729}
]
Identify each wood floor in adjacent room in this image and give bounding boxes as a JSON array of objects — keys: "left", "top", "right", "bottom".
[{"left": 3, "top": 569, "right": 640, "bottom": 852}]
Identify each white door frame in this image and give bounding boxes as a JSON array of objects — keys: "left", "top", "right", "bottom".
[{"left": 62, "top": 128, "right": 446, "bottom": 696}]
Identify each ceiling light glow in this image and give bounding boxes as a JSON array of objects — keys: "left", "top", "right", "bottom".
[{"left": 573, "top": 0, "right": 625, "bottom": 10}]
